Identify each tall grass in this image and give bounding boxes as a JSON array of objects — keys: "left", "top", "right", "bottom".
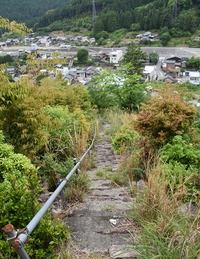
[
  {"left": 129, "top": 161, "right": 200, "bottom": 259},
  {"left": 65, "top": 171, "right": 90, "bottom": 203},
  {"left": 69, "top": 120, "right": 98, "bottom": 171}
]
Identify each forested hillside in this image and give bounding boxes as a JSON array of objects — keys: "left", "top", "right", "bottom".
[
  {"left": 35, "top": 0, "right": 200, "bottom": 37},
  {"left": 0, "top": 0, "right": 70, "bottom": 27}
]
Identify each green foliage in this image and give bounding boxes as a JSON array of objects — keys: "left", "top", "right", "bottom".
[
  {"left": 28, "top": 0, "right": 199, "bottom": 40},
  {"left": 160, "top": 32, "right": 171, "bottom": 46},
  {"left": 120, "top": 74, "right": 149, "bottom": 111},
  {"left": 149, "top": 52, "right": 159, "bottom": 64},
  {"left": 39, "top": 153, "right": 74, "bottom": 191},
  {"left": 88, "top": 69, "right": 147, "bottom": 111},
  {"left": 173, "top": 10, "right": 197, "bottom": 34},
  {"left": 129, "top": 161, "right": 200, "bottom": 259},
  {"left": 109, "top": 28, "right": 127, "bottom": 42},
  {"left": 132, "top": 218, "right": 200, "bottom": 259},
  {"left": 40, "top": 105, "right": 91, "bottom": 190},
  {"left": 0, "top": 131, "right": 69, "bottom": 258},
  {"left": 0, "top": 76, "right": 50, "bottom": 158},
  {"left": 0, "top": 16, "right": 31, "bottom": 35},
  {"left": 39, "top": 78, "right": 92, "bottom": 113},
  {"left": 112, "top": 124, "right": 138, "bottom": 154},
  {"left": 93, "top": 30, "right": 109, "bottom": 40},
  {"left": 122, "top": 44, "right": 147, "bottom": 75},
  {"left": 0, "top": 54, "right": 13, "bottom": 64},
  {"left": 65, "top": 172, "right": 90, "bottom": 202},
  {"left": 130, "top": 23, "right": 140, "bottom": 31},
  {"left": 160, "top": 136, "right": 200, "bottom": 204},
  {"left": 186, "top": 56, "right": 200, "bottom": 70},
  {"left": 161, "top": 135, "right": 200, "bottom": 169},
  {"left": 77, "top": 48, "right": 89, "bottom": 64},
  {"left": 0, "top": 0, "right": 70, "bottom": 27},
  {"left": 87, "top": 70, "right": 123, "bottom": 110},
  {"left": 136, "top": 85, "right": 197, "bottom": 148}
]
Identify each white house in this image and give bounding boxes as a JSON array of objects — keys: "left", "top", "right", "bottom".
[
  {"left": 89, "top": 38, "right": 96, "bottom": 44},
  {"left": 143, "top": 65, "right": 157, "bottom": 81},
  {"left": 109, "top": 50, "right": 123, "bottom": 64},
  {"left": 188, "top": 71, "right": 200, "bottom": 85}
]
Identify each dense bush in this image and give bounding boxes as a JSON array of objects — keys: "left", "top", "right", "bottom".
[
  {"left": 160, "top": 135, "right": 200, "bottom": 204},
  {"left": 111, "top": 124, "right": 138, "bottom": 154},
  {"left": 0, "top": 131, "right": 69, "bottom": 258}
]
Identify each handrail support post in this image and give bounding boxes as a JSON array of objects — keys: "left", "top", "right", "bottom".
[
  {"left": 56, "top": 174, "right": 68, "bottom": 209},
  {"left": 4, "top": 224, "right": 30, "bottom": 259}
]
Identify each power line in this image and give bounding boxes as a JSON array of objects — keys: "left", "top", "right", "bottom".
[
  {"left": 173, "top": 0, "right": 177, "bottom": 19},
  {"left": 92, "top": 0, "right": 96, "bottom": 24}
]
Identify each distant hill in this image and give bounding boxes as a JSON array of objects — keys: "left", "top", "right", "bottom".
[
  {"left": 0, "top": 0, "right": 200, "bottom": 41},
  {"left": 0, "top": 0, "right": 70, "bottom": 27},
  {"left": 35, "top": 0, "right": 200, "bottom": 38}
]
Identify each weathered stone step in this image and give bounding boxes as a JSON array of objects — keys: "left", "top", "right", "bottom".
[
  {"left": 66, "top": 123, "right": 136, "bottom": 258},
  {"left": 65, "top": 209, "right": 135, "bottom": 255}
]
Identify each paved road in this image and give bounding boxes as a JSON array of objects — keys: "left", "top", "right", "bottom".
[
  {"left": 87, "top": 46, "right": 200, "bottom": 58},
  {"left": 2, "top": 45, "right": 200, "bottom": 59},
  {"left": 141, "top": 47, "right": 200, "bottom": 58}
]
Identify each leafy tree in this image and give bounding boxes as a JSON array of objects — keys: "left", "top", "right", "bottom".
[
  {"left": 101, "top": 11, "right": 119, "bottom": 32},
  {"left": 0, "top": 16, "right": 31, "bottom": 35},
  {"left": 159, "top": 26, "right": 169, "bottom": 35},
  {"left": 39, "top": 77, "right": 92, "bottom": 112},
  {"left": 130, "top": 23, "right": 140, "bottom": 31},
  {"left": 94, "top": 30, "right": 109, "bottom": 40},
  {"left": 120, "top": 74, "right": 149, "bottom": 111},
  {"left": 0, "top": 54, "right": 13, "bottom": 64},
  {"left": 87, "top": 70, "right": 122, "bottom": 110},
  {"left": 0, "top": 72, "right": 50, "bottom": 158},
  {"left": 112, "top": 123, "right": 138, "bottom": 154},
  {"left": 88, "top": 69, "right": 147, "bottom": 111},
  {"left": 186, "top": 56, "right": 200, "bottom": 70},
  {"left": 178, "top": 0, "right": 192, "bottom": 10},
  {"left": 0, "top": 0, "right": 70, "bottom": 27},
  {"left": 77, "top": 48, "right": 89, "bottom": 64},
  {"left": 160, "top": 32, "right": 171, "bottom": 46},
  {"left": 136, "top": 85, "right": 197, "bottom": 148},
  {"left": 149, "top": 52, "right": 159, "bottom": 65},
  {"left": 122, "top": 44, "right": 147, "bottom": 75},
  {"left": 173, "top": 10, "right": 197, "bottom": 34}
]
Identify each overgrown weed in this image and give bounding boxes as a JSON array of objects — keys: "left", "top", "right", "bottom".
[
  {"left": 65, "top": 172, "right": 90, "bottom": 203},
  {"left": 129, "top": 161, "right": 200, "bottom": 259}
]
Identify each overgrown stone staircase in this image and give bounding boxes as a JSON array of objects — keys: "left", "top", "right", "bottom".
[{"left": 66, "top": 123, "right": 139, "bottom": 258}]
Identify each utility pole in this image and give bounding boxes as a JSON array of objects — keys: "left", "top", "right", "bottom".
[
  {"left": 92, "top": 0, "right": 96, "bottom": 24},
  {"left": 173, "top": 0, "right": 177, "bottom": 19}
]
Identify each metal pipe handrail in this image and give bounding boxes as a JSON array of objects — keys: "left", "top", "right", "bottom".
[{"left": 4, "top": 127, "right": 96, "bottom": 259}]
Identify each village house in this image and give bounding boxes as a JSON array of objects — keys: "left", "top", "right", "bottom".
[
  {"left": 37, "top": 36, "right": 52, "bottom": 47},
  {"left": 163, "top": 74, "right": 177, "bottom": 83},
  {"left": 85, "top": 66, "right": 95, "bottom": 78},
  {"left": 143, "top": 65, "right": 157, "bottom": 81},
  {"left": 5, "top": 39, "right": 13, "bottom": 46},
  {"left": 89, "top": 38, "right": 96, "bottom": 44},
  {"left": 162, "top": 56, "right": 183, "bottom": 78},
  {"left": 109, "top": 49, "right": 123, "bottom": 63},
  {"left": 0, "top": 42, "right": 7, "bottom": 48},
  {"left": 185, "top": 71, "right": 200, "bottom": 85}
]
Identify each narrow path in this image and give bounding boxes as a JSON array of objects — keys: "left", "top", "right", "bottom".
[{"left": 66, "top": 123, "right": 138, "bottom": 258}]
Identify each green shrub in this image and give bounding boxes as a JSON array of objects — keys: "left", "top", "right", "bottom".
[
  {"left": 0, "top": 131, "right": 69, "bottom": 258},
  {"left": 160, "top": 136, "right": 200, "bottom": 204},
  {"left": 112, "top": 124, "right": 138, "bottom": 154},
  {"left": 65, "top": 172, "right": 90, "bottom": 203}
]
